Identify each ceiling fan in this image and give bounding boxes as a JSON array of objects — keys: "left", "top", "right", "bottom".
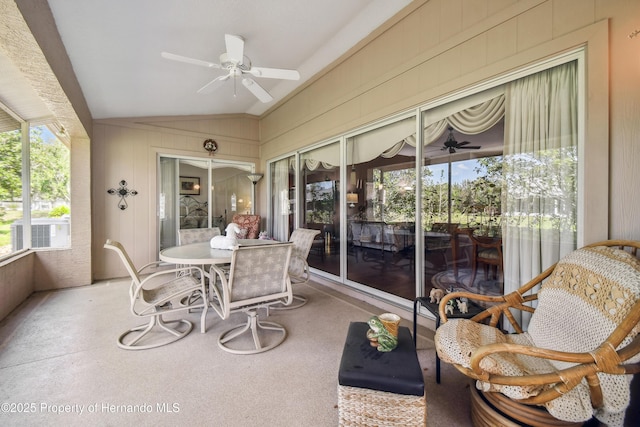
[
  {"left": 161, "top": 34, "right": 300, "bottom": 103},
  {"left": 441, "top": 126, "right": 481, "bottom": 224},
  {"left": 442, "top": 126, "right": 481, "bottom": 153}
]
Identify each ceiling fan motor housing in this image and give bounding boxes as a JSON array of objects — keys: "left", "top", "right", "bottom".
[{"left": 219, "top": 53, "right": 251, "bottom": 71}]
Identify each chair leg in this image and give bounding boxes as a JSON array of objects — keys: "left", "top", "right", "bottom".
[
  {"left": 200, "top": 300, "right": 208, "bottom": 334},
  {"left": 218, "top": 310, "right": 287, "bottom": 355},
  {"left": 118, "top": 314, "right": 193, "bottom": 350},
  {"left": 469, "top": 257, "right": 478, "bottom": 287},
  {"left": 269, "top": 294, "right": 308, "bottom": 311}
]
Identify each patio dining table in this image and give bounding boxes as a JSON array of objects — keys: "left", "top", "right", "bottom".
[{"left": 159, "top": 238, "right": 282, "bottom": 267}]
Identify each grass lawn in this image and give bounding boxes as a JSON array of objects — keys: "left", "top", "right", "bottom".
[
  {"left": 0, "top": 210, "right": 50, "bottom": 249},
  {"left": 0, "top": 210, "right": 21, "bottom": 247}
]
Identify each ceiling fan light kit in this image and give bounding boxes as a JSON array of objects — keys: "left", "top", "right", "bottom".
[{"left": 161, "top": 34, "right": 300, "bottom": 103}]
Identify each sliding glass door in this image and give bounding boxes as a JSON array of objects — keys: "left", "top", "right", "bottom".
[
  {"left": 345, "top": 115, "right": 417, "bottom": 300},
  {"left": 299, "top": 142, "right": 341, "bottom": 277},
  {"left": 269, "top": 155, "right": 295, "bottom": 242},
  {"left": 158, "top": 155, "right": 253, "bottom": 250},
  {"left": 267, "top": 57, "right": 581, "bottom": 314}
]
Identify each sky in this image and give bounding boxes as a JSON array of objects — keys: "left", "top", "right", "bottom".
[{"left": 427, "top": 159, "right": 480, "bottom": 185}]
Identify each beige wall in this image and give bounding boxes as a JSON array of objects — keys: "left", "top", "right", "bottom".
[
  {"left": 92, "top": 116, "right": 260, "bottom": 280},
  {"left": 0, "top": 253, "right": 34, "bottom": 320},
  {"left": 260, "top": 0, "right": 640, "bottom": 243}
]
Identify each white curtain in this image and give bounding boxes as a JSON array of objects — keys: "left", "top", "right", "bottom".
[
  {"left": 271, "top": 157, "right": 292, "bottom": 242},
  {"left": 159, "top": 157, "right": 178, "bottom": 250},
  {"left": 420, "top": 94, "right": 506, "bottom": 147},
  {"left": 304, "top": 159, "right": 336, "bottom": 171},
  {"left": 502, "top": 61, "right": 578, "bottom": 330}
]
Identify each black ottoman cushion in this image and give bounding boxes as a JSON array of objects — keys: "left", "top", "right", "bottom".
[{"left": 338, "top": 321, "right": 424, "bottom": 396}]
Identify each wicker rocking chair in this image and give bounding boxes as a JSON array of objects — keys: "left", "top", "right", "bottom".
[{"left": 435, "top": 240, "right": 640, "bottom": 426}]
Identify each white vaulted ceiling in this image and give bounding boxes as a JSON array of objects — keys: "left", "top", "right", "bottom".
[{"left": 45, "top": 0, "right": 412, "bottom": 119}]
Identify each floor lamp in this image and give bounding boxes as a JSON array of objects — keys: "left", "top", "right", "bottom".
[{"left": 247, "top": 173, "right": 263, "bottom": 215}]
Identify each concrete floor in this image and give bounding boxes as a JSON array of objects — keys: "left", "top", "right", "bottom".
[{"left": 0, "top": 278, "right": 474, "bottom": 427}]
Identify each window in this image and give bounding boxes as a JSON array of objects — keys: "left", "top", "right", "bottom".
[{"left": 0, "top": 120, "right": 70, "bottom": 258}]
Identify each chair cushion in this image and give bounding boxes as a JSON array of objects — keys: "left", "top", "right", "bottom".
[
  {"left": 435, "top": 320, "right": 554, "bottom": 399},
  {"left": 478, "top": 248, "right": 499, "bottom": 260},
  {"left": 527, "top": 245, "right": 640, "bottom": 423},
  {"left": 339, "top": 322, "right": 424, "bottom": 396}
]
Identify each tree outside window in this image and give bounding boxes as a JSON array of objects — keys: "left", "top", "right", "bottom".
[{"left": 0, "top": 126, "right": 70, "bottom": 256}]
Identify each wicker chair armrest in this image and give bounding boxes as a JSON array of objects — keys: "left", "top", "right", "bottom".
[
  {"left": 438, "top": 290, "right": 538, "bottom": 328},
  {"left": 454, "top": 358, "right": 597, "bottom": 406},
  {"left": 439, "top": 291, "right": 504, "bottom": 320},
  {"left": 619, "top": 335, "right": 640, "bottom": 367},
  {"left": 439, "top": 262, "right": 558, "bottom": 330},
  {"left": 470, "top": 342, "right": 597, "bottom": 376},
  {"left": 467, "top": 338, "right": 640, "bottom": 406}
]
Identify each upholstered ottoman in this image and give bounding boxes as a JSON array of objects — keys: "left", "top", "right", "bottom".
[{"left": 338, "top": 322, "right": 426, "bottom": 426}]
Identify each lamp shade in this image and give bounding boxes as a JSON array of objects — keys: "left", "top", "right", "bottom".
[
  {"left": 346, "top": 192, "right": 358, "bottom": 207},
  {"left": 247, "top": 173, "right": 263, "bottom": 184}
]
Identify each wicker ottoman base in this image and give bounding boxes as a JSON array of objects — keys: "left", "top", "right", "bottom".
[{"left": 338, "top": 385, "right": 427, "bottom": 427}]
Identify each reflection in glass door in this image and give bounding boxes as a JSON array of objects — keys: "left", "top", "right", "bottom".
[
  {"left": 158, "top": 156, "right": 253, "bottom": 251},
  {"left": 345, "top": 115, "right": 417, "bottom": 300},
  {"left": 269, "top": 155, "right": 295, "bottom": 242},
  {"left": 300, "top": 142, "right": 341, "bottom": 277}
]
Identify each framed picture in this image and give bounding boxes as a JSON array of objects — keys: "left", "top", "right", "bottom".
[{"left": 179, "top": 176, "right": 200, "bottom": 195}]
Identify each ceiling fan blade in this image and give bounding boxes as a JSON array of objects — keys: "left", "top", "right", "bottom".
[
  {"left": 225, "top": 34, "right": 245, "bottom": 63},
  {"left": 249, "top": 66, "right": 300, "bottom": 80},
  {"left": 242, "top": 78, "right": 273, "bottom": 103},
  {"left": 457, "top": 141, "right": 471, "bottom": 147},
  {"left": 197, "top": 74, "right": 230, "bottom": 94},
  {"left": 458, "top": 145, "right": 481, "bottom": 149},
  {"left": 161, "top": 52, "right": 220, "bottom": 69}
]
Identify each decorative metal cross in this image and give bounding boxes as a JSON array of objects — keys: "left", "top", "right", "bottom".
[{"left": 107, "top": 180, "right": 138, "bottom": 210}]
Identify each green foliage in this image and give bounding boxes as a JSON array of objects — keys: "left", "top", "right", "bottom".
[
  {"left": 0, "top": 127, "right": 70, "bottom": 204},
  {"left": 305, "top": 181, "right": 336, "bottom": 224},
  {"left": 378, "top": 168, "right": 416, "bottom": 223},
  {"left": 0, "top": 130, "right": 22, "bottom": 201},
  {"left": 501, "top": 147, "right": 577, "bottom": 231},
  {"left": 49, "top": 205, "right": 70, "bottom": 217},
  {"left": 30, "top": 128, "right": 70, "bottom": 203}
]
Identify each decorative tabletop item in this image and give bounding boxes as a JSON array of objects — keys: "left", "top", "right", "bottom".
[
  {"left": 203, "top": 138, "right": 218, "bottom": 156},
  {"left": 367, "top": 313, "right": 400, "bottom": 352}
]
